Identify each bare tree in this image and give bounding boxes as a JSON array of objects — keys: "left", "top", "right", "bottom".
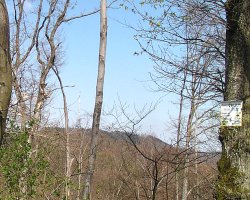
[
  {"left": 0, "top": 0, "right": 12, "bottom": 145},
  {"left": 121, "top": 1, "right": 225, "bottom": 199},
  {"left": 5, "top": 1, "right": 101, "bottom": 198},
  {"left": 10, "top": 0, "right": 43, "bottom": 126},
  {"left": 83, "top": 0, "right": 108, "bottom": 199},
  {"left": 105, "top": 101, "right": 216, "bottom": 200},
  {"left": 52, "top": 65, "right": 73, "bottom": 199},
  {"left": 9, "top": 0, "right": 99, "bottom": 129}
]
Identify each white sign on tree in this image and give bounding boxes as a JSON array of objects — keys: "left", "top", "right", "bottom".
[{"left": 220, "top": 101, "right": 243, "bottom": 127}]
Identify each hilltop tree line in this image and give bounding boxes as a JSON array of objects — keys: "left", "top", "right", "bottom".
[{"left": 0, "top": 0, "right": 249, "bottom": 199}]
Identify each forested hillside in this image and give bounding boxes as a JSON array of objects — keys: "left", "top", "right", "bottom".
[
  {"left": 0, "top": 128, "right": 218, "bottom": 199},
  {"left": 0, "top": 0, "right": 249, "bottom": 199}
]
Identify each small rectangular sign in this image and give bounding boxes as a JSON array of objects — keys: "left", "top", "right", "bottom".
[
  {"left": 221, "top": 101, "right": 243, "bottom": 126},
  {"left": 220, "top": 101, "right": 243, "bottom": 126}
]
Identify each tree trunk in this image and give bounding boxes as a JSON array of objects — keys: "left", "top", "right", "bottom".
[
  {"left": 175, "top": 69, "right": 187, "bottom": 200},
  {"left": 52, "top": 66, "right": 72, "bottom": 200},
  {"left": 181, "top": 100, "right": 195, "bottom": 200},
  {"left": 217, "top": 0, "right": 250, "bottom": 199},
  {"left": 0, "top": 0, "right": 12, "bottom": 145},
  {"left": 83, "top": 0, "right": 107, "bottom": 199}
]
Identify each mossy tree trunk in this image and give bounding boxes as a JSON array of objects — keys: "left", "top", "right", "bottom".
[
  {"left": 0, "top": 0, "right": 12, "bottom": 145},
  {"left": 217, "top": 0, "right": 250, "bottom": 199}
]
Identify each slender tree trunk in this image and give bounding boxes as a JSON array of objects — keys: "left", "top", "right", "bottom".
[
  {"left": 181, "top": 100, "right": 195, "bottom": 200},
  {"left": 181, "top": 22, "right": 197, "bottom": 200},
  {"left": 194, "top": 129, "right": 199, "bottom": 200},
  {"left": 0, "top": 0, "right": 12, "bottom": 145},
  {"left": 77, "top": 131, "right": 84, "bottom": 200},
  {"left": 83, "top": 0, "right": 107, "bottom": 199},
  {"left": 217, "top": 0, "right": 250, "bottom": 199},
  {"left": 175, "top": 73, "right": 186, "bottom": 200},
  {"left": 53, "top": 67, "right": 72, "bottom": 200}
]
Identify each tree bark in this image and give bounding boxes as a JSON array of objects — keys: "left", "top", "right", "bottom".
[
  {"left": 0, "top": 0, "right": 12, "bottom": 145},
  {"left": 52, "top": 66, "right": 72, "bottom": 199},
  {"left": 181, "top": 99, "right": 196, "bottom": 200},
  {"left": 83, "top": 0, "right": 107, "bottom": 199},
  {"left": 217, "top": 0, "right": 250, "bottom": 199}
]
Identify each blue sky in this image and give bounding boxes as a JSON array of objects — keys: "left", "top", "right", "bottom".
[
  {"left": 49, "top": 2, "right": 177, "bottom": 141},
  {"left": 6, "top": 0, "right": 177, "bottom": 141},
  {"left": 5, "top": 0, "right": 221, "bottom": 149}
]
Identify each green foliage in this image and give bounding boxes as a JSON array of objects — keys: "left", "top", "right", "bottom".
[{"left": 0, "top": 123, "right": 48, "bottom": 199}]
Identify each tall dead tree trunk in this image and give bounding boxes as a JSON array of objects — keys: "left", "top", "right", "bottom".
[
  {"left": 217, "top": 0, "right": 250, "bottom": 199},
  {"left": 83, "top": 0, "right": 107, "bottom": 199},
  {"left": 52, "top": 66, "right": 72, "bottom": 200},
  {"left": 0, "top": 0, "right": 12, "bottom": 145}
]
